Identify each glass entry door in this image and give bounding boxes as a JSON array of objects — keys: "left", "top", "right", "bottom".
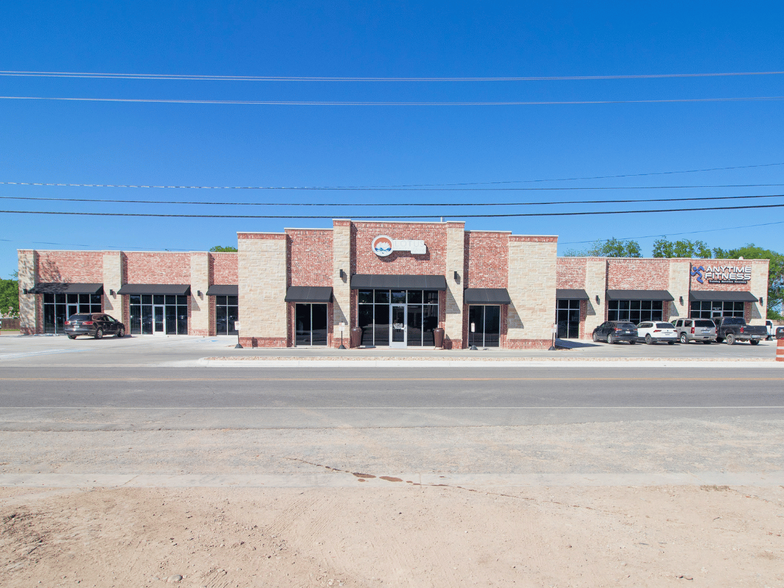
[
  {"left": 390, "top": 304, "right": 407, "bottom": 347},
  {"left": 153, "top": 306, "right": 166, "bottom": 335},
  {"left": 556, "top": 299, "right": 580, "bottom": 339}
]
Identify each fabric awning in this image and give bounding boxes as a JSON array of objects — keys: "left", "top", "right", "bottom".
[
  {"left": 27, "top": 283, "right": 103, "bottom": 295},
  {"left": 206, "top": 285, "right": 238, "bottom": 296},
  {"left": 606, "top": 290, "right": 675, "bottom": 301},
  {"left": 117, "top": 284, "right": 191, "bottom": 295},
  {"left": 689, "top": 291, "right": 759, "bottom": 302},
  {"left": 285, "top": 286, "right": 333, "bottom": 303},
  {"left": 556, "top": 288, "right": 590, "bottom": 300},
  {"left": 351, "top": 274, "right": 447, "bottom": 290},
  {"left": 464, "top": 288, "right": 512, "bottom": 304}
]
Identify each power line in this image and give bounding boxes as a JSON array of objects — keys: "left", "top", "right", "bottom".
[
  {"left": 3, "top": 202, "right": 784, "bottom": 219},
  {"left": 559, "top": 220, "right": 784, "bottom": 245},
  {"left": 2, "top": 95, "right": 784, "bottom": 106},
  {"left": 1, "top": 70, "right": 783, "bottom": 82},
  {"left": 1, "top": 192, "right": 783, "bottom": 208}
]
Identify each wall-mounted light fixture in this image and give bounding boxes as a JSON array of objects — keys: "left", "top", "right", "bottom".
[
  {"left": 453, "top": 270, "right": 459, "bottom": 281},
  {"left": 595, "top": 294, "right": 600, "bottom": 305},
  {"left": 339, "top": 269, "right": 347, "bottom": 280},
  {"left": 109, "top": 289, "right": 116, "bottom": 297},
  {"left": 197, "top": 290, "right": 203, "bottom": 297},
  {"left": 22, "top": 288, "right": 29, "bottom": 295},
  {"left": 759, "top": 297, "right": 764, "bottom": 306},
  {"left": 679, "top": 295, "right": 684, "bottom": 305}
]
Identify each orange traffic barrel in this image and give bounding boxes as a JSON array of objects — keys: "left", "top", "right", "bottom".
[{"left": 778, "top": 338, "right": 784, "bottom": 362}]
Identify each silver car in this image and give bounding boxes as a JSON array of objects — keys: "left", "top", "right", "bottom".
[{"left": 672, "top": 318, "right": 716, "bottom": 344}]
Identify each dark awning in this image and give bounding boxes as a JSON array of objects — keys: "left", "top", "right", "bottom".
[
  {"left": 464, "top": 288, "right": 512, "bottom": 304},
  {"left": 351, "top": 274, "right": 447, "bottom": 290},
  {"left": 556, "top": 288, "right": 590, "bottom": 300},
  {"left": 206, "top": 285, "right": 238, "bottom": 296},
  {"left": 27, "top": 283, "right": 103, "bottom": 295},
  {"left": 117, "top": 284, "right": 191, "bottom": 295},
  {"left": 690, "top": 291, "right": 759, "bottom": 302},
  {"left": 285, "top": 286, "right": 333, "bottom": 303},
  {"left": 606, "top": 290, "right": 675, "bottom": 301}
]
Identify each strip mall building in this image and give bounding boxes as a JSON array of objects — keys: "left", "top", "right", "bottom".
[{"left": 18, "top": 220, "right": 769, "bottom": 348}]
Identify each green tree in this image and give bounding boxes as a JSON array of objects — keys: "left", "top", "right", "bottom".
[
  {"left": 563, "top": 238, "right": 641, "bottom": 257},
  {"left": 209, "top": 245, "right": 238, "bottom": 252},
  {"left": 0, "top": 276, "right": 19, "bottom": 318},
  {"left": 652, "top": 238, "right": 712, "bottom": 258},
  {"left": 712, "top": 244, "right": 783, "bottom": 319}
]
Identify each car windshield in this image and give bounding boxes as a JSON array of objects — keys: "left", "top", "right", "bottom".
[
  {"left": 617, "top": 323, "right": 635, "bottom": 329},
  {"left": 69, "top": 314, "right": 92, "bottom": 321},
  {"left": 656, "top": 323, "right": 674, "bottom": 328},
  {"left": 694, "top": 320, "right": 714, "bottom": 328}
]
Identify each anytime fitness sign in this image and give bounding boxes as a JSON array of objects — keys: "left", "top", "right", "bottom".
[
  {"left": 690, "top": 264, "right": 752, "bottom": 285},
  {"left": 372, "top": 235, "right": 427, "bottom": 257}
]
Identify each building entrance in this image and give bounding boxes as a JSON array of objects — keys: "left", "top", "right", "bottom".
[{"left": 357, "top": 289, "right": 439, "bottom": 347}]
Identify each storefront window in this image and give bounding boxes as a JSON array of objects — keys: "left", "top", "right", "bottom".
[
  {"left": 608, "top": 300, "right": 663, "bottom": 324},
  {"left": 215, "top": 295, "right": 238, "bottom": 335},
  {"left": 358, "top": 289, "right": 439, "bottom": 346},
  {"left": 43, "top": 292, "right": 102, "bottom": 334},
  {"left": 690, "top": 300, "right": 744, "bottom": 319},
  {"left": 295, "top": 303, "right": 327, "bottom": 345},
  {"left": 468, "top": 305, "right": 501, "bottom": 348},
  {"left": 129, "top": 294, "right": 188, "bottom": 335},
  {"left": 556, "top": 299, "right": 581, "bottom": 339}
]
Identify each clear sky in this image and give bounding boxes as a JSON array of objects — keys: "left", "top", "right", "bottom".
[{"left": 2, "top": 1, "right": 783, "bottom": 278}]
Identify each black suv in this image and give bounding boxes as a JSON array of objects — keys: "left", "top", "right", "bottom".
[
  {"left": 592, "top": 321, "right": 638, "bottom": 344},
  {"left": 64, "top": 313, "right": 126, "bottom": 339}
]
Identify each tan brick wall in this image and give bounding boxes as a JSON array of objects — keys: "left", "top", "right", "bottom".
[
  {"left": 102, "top": 252, "right": 123, "bottom": 322},
  {"left": 507, "top": 236, "right": 557, "bottom": 348},
  {"left": 238, "top": 233, "right": 287, "bottom": 347},
  {"left": 190, "top": 252, "right": 210, "bottom": 336},
  {"left": 584, "top": 259, "right": 607, "bottom": 338},
  {"left": 445, "top": 222, "right": 466, "bottom": 348},
  {"left": 17, "top": 250, "right": 36, "bottom": 335},
  {"left": 667, "top": 260, "right": 691, "bottom": 322},
  {"left": 750, "top": 260, "right": 769, "bottom": 323},
  {"left": 332, "top": 221, "right": 351, "bottom": 346}
]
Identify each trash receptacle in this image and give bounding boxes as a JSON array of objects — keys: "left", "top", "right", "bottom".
[
  {"left": 433, "top": 327, "right": 444, "bottom": 349},
  {"left": 350, "top": 326, "right": 363, "bottom": 348}
]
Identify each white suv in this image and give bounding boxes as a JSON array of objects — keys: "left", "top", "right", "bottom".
[{"left": 636, "top": 321, "right": 678, "bottom": 345}]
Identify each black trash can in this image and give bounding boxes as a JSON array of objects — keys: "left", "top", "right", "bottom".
[
  {"left": 350, "top": 326, "right": 363, "bottom": 348},
  {"left": 433, "top": 327, "right": 445, "bottom": 349}
]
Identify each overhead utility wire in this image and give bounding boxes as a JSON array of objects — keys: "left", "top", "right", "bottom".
[
  {"left": 3, "top": 162, "right": 783, "bottom": 190},
  {"left": 560, "top": 220, "right": 784, "bottom": 245},
  {"left": 3, "top": 202, "right": 784, "bottom": 220},
  {"left": 2, "top": 192, "right": 783, "bottom": 208},
  {"left": 2, "top": 95, "right": 783, "bottom": 106},
  {"left": 1, "top": 70, "right": 783, "bottom": 82},
  {"left": 3, "top": 182, "right": 784, "bottom": 194}
]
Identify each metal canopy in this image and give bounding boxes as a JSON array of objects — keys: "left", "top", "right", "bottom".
[
  {"left": 285, "top": 286, "right": 333, "bottom": 303},
  {"left": 27, "top": 283, "right": 103, "bottom": 295},
  {"left": 117, "top": 284, "right": 191, "bottom": 295},
  {"left": 350, "top": 274, "right": 447, "bottom": 290},
  {"left": 689, "top": 291, "right": 758, "bottom": 302},
  {"left": 556, "top": 288, "right": 590, "bottom": 300},
  {"left": 464, "top": 288, "right": 512, "bottom": 305},
  {"left": 606, "top": 289, "right": 675, "bottom": 301},
  {"left": 206, "top": 285, "right": 239, "bottom": 296}
]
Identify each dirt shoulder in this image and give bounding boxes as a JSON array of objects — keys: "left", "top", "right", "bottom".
[{"left": 2, "top": 484, "right": 783, "bottom": 587}]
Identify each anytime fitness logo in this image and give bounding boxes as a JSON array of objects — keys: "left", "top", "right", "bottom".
[
  {"left": 690, "top": 265, "right": 705, "bottom": 284},
  {"left": 691, "top": 263, "right": 751, "bottom": 285}
]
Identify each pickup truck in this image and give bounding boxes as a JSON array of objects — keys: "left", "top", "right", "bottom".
[{"left": 713, "top": 317, "right": 768, "bottom": 345}]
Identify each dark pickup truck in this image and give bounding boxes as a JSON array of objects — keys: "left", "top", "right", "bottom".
[{"left": 713, "top": 317, "right": 767, "bottom": 345}]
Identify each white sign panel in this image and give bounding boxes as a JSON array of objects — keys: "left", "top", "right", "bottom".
[{"left": 372, "top": 235, "right": 427, "bottom": 257}]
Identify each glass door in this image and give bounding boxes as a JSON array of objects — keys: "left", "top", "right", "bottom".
[
  {"left": 390, "top": 304, "right": 407, "bottom": 348},
  {"left": 153, "top": 306, "right": 165, "bottom": 335}
]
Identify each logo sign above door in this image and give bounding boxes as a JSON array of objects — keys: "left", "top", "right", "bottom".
[{"left": 372, "top": 235, "right": 427, "bottom": 257}]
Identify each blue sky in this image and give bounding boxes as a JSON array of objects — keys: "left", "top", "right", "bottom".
[{"left": 2, "top": 1, "right": 783, "bottom": 278}]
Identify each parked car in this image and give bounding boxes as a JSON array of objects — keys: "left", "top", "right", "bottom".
[
  {"left": 64, "top": 313, "right": 125, "bottom": 339},
  {"left": 592, "top": 321, "right": 638, "bottom": 344},
  {"left": 777, "top": 326, "right": 784, "bottom": 339},
  {"left": 766, "top": 320, "right": 775, "bottom": 340},
  {"left": 636, "top": 321, "right": 677, "bottom": 345},
  {"left": 672, "top": 318, "right": 717, "bottom": 344},
  {"left": 713, "top": 317, "right": 767, "bottom": 345}
]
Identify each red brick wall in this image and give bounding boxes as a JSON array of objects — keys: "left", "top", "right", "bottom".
[
  {"left": 210, "top": 253, "right": 238, "bottom": 285},
  {"left": 354, "top": 222, "right": 447, "bottom": 275},
  {"left": 124, "top": 252, "right": 191, "bottom": 284},
  {"left": 36, "top": 251, "right": 104, "bottom": 283},
  {"left": 606, "top": 258, "right": 670, "bottom": 290},
  {"left": 556, "top": 258, "right": 587, "bottom": 289},
  {"left": 286, "top": 229, "right": 333, "bottom": 287},
  {"left": 464, "top": 232, "right": 509, "bottom": 288},
  {"left": 689, "top": 259, "right": 766, "bottom": 292}
]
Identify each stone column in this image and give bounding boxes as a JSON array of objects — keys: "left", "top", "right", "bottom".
[
  {"left": 17, "top": 250, "right": 37, "bottom": 335},
  {"left": 750, "top": 259, "right": 770, "bottom": 324},
  {"left": 445, "top": 222, "right": 466, "bottom": 348},
  {"left": 583, "top": 259, "right": 607, "bottom": 338},
  {"left": 668, "top": 260, "right": 691, "bottom": 322},
  {"left": 102, "top": 252, "right": 123, "bottom": 322},
  {"left": 332, "top": 220, "right": 351, "bottom": 345},
  {"left": 238, "top": 233, "right": 288, "bottom": 347},
  {"left": 507, "top": 237, "right": 558, "bottom": 348},
  {"left": 190, "top": 252, "right": 210, "bottom": 336}
]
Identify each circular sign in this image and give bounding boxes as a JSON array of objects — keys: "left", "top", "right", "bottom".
[{"left": 372, "top": 235, "right": 394, "bottom": 257}]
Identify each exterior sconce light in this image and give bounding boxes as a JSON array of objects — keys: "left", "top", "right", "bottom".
[
  {"left": 759, "top": 297, "right": 764, "bottom": 305},
  {"left": 197, "top": 290, "right": 203, "bottom": 297},
  {"left": 679, "top": 295, "right": 684, "bottom": 305},
  {"left": 454, "top": 270, "right": 459, "bottom": 280},
  {"left": 339, "top": 269, "right": 347, "bottom": 280},
  {"left": 109, "top": 289, "right": 116, "bottom": 297},
  {"left": 595, "top": 295, "right": 600, "bottom": 305},
  {"left": 23, "top": 288, "right": 29, "bottom": 295}
]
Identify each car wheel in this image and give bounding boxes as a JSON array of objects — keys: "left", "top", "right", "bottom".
[
  {"left": 607, "top": 333, "right": 614, "bottom": 344},
  {"left": 750, "top": 339, "right": 759, "bottom": 345},
  {"left": 645, "top": 334, "right": 652, "bottom": 345},
  {"left": 117, "top": 327, "right": 125, "bottom": 338},
  {"left": 629, "top": 341, "right": 636, "bottom": 345},
  {"left": 680, "top": 333, "right": 688, "bottom": 344},
  {"left": 725, "top": 333, "right": 735, "bottom": 345},
  {"left": 94, "top": 328, "right": 103, "bottom": 340},
  {"left": 68, "top": 335, "right": 77, "bottom": 340},
  {"left": 668, "top": 341, "right": 675, "bottom": 345},
  {"left": 592, "top": 331, "right": 599, "bottom": 342}
]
